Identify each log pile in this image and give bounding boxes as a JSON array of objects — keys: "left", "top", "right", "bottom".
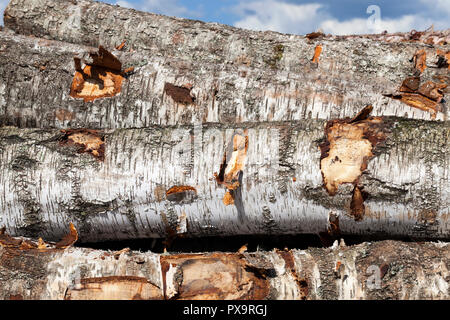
[
  {"left": 0, "top": 0, "right": 449, "bottom": 300},
  {"left": 0, "top": 230, "right": 448, "bottom": 300}
]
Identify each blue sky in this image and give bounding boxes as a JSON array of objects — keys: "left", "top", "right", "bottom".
[{"left": 1, "top": 0, "right": 449, "bottom": 34}]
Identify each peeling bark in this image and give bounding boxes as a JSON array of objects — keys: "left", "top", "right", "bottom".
[
  {"left": 0, "top": 0, "right": 448, "bottom": 301},
  {"left": 0, "top": 239, "right": 448, "bottom": 300},
  {"left": 0, "top": 117, "right": 448, "bottom": 242},
  {"left": 1, "top": 2, "right": 449, "bottom": 128}
]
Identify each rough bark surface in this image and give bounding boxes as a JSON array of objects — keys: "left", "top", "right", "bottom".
[
  {"left": 0, "top": 239, "right": 448, "bottom": 300},
  {"left": 0, "top": 117, "right": 448, "bottom": 242},
  {"left": 0, "top": 0, "right": 448, "bottom": 243},
  {"left": 0, "top": 0, "right": 449, "bottom": 301},
  {"left": 1, "top": 1, "right": 449, "bottom": 128}
]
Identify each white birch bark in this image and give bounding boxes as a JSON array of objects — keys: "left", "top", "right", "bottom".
[
  {"left": 0, "top": 118, "right": 448, "bottom": 242},
  {"left": 0, "top": 239, "right": 448, "bottom": 300},
  {"left": 0, "top": 1, "right": 449, "bottom": 128}
]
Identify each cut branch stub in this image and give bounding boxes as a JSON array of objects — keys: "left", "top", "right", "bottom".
[
  {"left": 160, "top": 253, "right": 271, "bottom": 300},
  {"left": 59, "top": 129, "right": 105, "bottom": 161},
  {"left": 311, "top": 44, "right": 322, "bottom": 64},
  {"left": 70, "top": 46, "right": 124, "bottom": 102},
  {"left": 399, "top": 76, "right": 421, "bottom": 92},
  {"left": 417, "top": 81, "right": 447, "bottom": 102},
  {"left": 390, "top": 93, "right": 443, "bottom": 119},
  {"left": 318, "top": 211, "right": 341, "bottom": 244},
  {"left": 413, "top": 49, "right": 427, "bottom": 74},
  {"left": 215, "top": 131, "right": 248, "bottom": 206},
  {"left": 387, "top": 76, "right": 447, "bottom": 119}
]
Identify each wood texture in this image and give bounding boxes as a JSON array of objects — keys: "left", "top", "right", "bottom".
[
  {"left": 0, "top": 0, "right": 448, "bottom": 301},
  {"left": 0, "top": 117, "right": 448, "bottom": 242},
  {"left": 1, "top": 1, "right": 449, "bottom": 129},
  {"left": 0, "top": 238, "right": 448, "bottom": 300}
]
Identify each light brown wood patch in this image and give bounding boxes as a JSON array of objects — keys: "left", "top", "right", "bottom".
[
  {"left": 320, "top": 109, "right": 386, "bottom": 195},
  {"left": 70, "top": 46, "right": 124, "bottom": 102},
  {"left": 413, "top": 49, "right": 427, "bottom": 74},
  {"left": 215, "top": 131, "right": 248, "bottom": 205},
  {"left": 65, "top": 276, "right": 162, "bottom": 300},
  {"left": 60, "top": 129, "right": 105, "bottom": 161},
  {"left": 160, "top": 253, "right": 271, "bottom": 300},
  {"left": 436, "top": 49, "right": 450, "bottom": 70},
  {"left": 312, "top": 44, "right": 322, "bottom": 63}
]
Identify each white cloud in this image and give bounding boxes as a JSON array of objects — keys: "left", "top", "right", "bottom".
[
  {"left": 115, "top": 0, "right": 199, "bottom": 18},
  {"left": 233, "top": 1, "right": 326, "bottom": 34},
  {"left": 0, "top": 0, "right": 9, "bottom": 26},
  {"left": 423, "top": 0, "right": 450, "bottom": 16},
  {"left": 320, "top": 15, "right": 434, "bottom": 35},
  {"left": 232, "top": 0, "right": 447, "bottom": 36},
  {"left": 418, "top": 0, "right": 450, "bottom": 29}
]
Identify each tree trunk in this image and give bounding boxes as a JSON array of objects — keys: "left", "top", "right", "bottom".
[
  {"left": 0, "top": 3, "right": 448, "bottom": 242},
  {"left": 0, "top": 0, "right": 449, "bottom": 301},
  {"left": 1, "top": 1, "right": 449, "bottom": 129},
  {"left": 0, "top": 116, "right": 448, "bottom": 242},
  {"left": 0, "top": 236, "right": 448, "bottom": 300}
]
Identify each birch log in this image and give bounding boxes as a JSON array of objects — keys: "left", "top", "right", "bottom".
[
  {"left": 0, "top": 0, "right": 449, "bottom": 242},
  {"left": 0, "top": 116, "right": 448, "bottom": 242},
  {"left": 1, "top": 1, "right": 449, "bottom": 128},
  {"left": 0, "top": 237, "right": 448, "bottom": 300}
]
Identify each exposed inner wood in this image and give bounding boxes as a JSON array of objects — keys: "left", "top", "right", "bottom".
[
  {"left": 320, "top": 107, "right": 387, "bottom": 196},
  {"left": 413, "top": 49, "right": 427, "bottom": 74},
  {"left": 60, "top": 129, "right": 105, "bottom": 161},
  {"left": 70, "top": 47, "right": 124, "bottom": 102},
  {"left": 223, "top": 133, "right": 248, "bottom": 187},
  {"left": 388, "top": 78, "right": 447, "bottom": 119},
  {"left": 160, "top": 253, "right": 270, "bottom": 300},
  {"left": 0, "top": 223, "right": 77, "bottom": 251},
  {"left": 65, "top": 276, "right": 162, "bottom": 300},
  {"left": 350, "top": 186, "right": 365, "bottom": 221},
  {"left": 222, "top": 190, "right": 235, "bottom": 206},
  {"left": 70, "top": 66, "right": 124, "bottom": 102},
  {"left": 166, "top": 186, "right": 197, "bottom": 196},
  {"left": 311, "top": 44, "right": 322, "bottom": 63},
  {"left": 215, "top": 132, "right": 248, "bottom": 206}
]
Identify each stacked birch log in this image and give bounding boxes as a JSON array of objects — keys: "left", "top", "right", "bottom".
[{"left": 0, "top": 0, "right": 449, "bottom": 299}]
